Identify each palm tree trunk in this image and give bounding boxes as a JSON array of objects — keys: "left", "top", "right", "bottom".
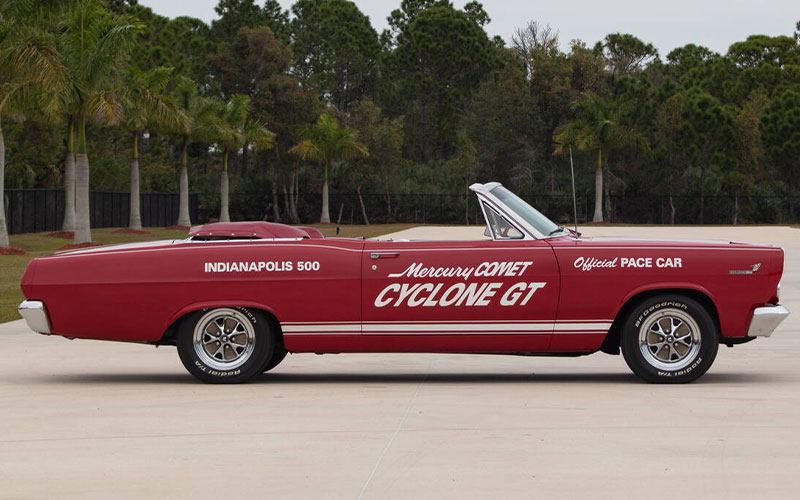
[
  {"left": 282, "top": 183, "right": 290, "bottom": 221},
  {"left": 669, "top": 195, "right": 676, "bottom": 225},
  {"left": 271, "top": 183, "right": 281, "bottom": 222},
  {"left": 603, "top": 163, "right": 612, "bottom": 222},
  {"left": 385, "top": 181, "right": 392, "bottom": 218},
  {"left": 128, "top": 131, "right": 142, "bottom": 230},
  {"left": 699, "top": 166, "right": 705, "bottom": 224},
  {"left": 291, "top": 168, "right": 300, "bottom": 222},
  {"left": 0, "top": 122, "right": 9, "bottom": 248},
  {"left": 357, "top": 185, "right": 370, "bottom": 225},
  {"left": 592, "top": 149, "right": 603, "bottom": 222},
  {"left": 177, "top": 137, "right": 191, "bottom": 227},
  {"left": 220, "top": 150, "right": 230, "bottom": 222},
  {"left": 699, "top": 143, "right": 708, "bottom": 224},
  {"left": 62, "top": 117, "right": 76, "bottom": 232},
  {"left": 74, "top": 118, "right": 91, "bottom": 244},
  {"left": 270, "top": 148, "right": 281, "bottom": 222},
  {"left": 320, "top": 161, "right": 331, "bottom": 223}
]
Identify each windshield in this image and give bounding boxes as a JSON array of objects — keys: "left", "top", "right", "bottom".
[{"left": 489, "top": 186, "right": 565, "bottom": 238}]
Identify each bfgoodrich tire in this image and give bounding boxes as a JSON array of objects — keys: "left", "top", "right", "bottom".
[
  {"left": 620, "top": 295, "right": 719, "bottom": 383},
  {"left": 178, "top": 307, "right": 274, "bottom": 383},
  {"left": 262, "top": 347, "right": 287, "bottom": 373}
]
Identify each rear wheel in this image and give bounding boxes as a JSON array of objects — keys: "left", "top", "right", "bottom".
[
  {"left": 620, "top": 295, "right": 718, "bottom": 383},
  {"left": 262, "top": 347, "right": 288, "bottom": 372},
  {"left": 177, "top": 307, "right": 274, "bottom": 383}
]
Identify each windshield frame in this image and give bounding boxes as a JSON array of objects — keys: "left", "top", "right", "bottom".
[{"left": 470, "top": 182, "right": 568, "bottom": 240}]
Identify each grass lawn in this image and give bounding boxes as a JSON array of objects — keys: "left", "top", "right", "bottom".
[{"left": 0, "top": 223, "right": 414, "bottom": 324}]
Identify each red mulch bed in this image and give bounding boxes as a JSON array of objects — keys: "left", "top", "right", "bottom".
[
  {"left": 47, "top": 231, "right": 74, "bottom": 239},
  {"left": 113, "top": 228, "right": 151, "bottom": 235},
  {"left": 56, "top": 242, "right": 104, "bottom": 251},
  {"left": 0, "top": 245, "right": 28, "bottom": 255},
  {"left": 165, "top": 225, "right": 190, "bottom": 231}
]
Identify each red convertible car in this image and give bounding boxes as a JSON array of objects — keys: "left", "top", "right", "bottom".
[{"left": 18, "top": 183, "right": 789, "bottom": 383}]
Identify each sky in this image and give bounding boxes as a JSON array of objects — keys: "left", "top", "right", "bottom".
[{"left": 138, "top": 0, "right": 798, "bottom": 56}]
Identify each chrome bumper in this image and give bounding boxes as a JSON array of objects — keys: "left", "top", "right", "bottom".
[
  {"left": 18, "top": 300, "right": 52, "bottom": 334},
  {"left": 747, "top": 304, "right": 790, "bottom": 337}
]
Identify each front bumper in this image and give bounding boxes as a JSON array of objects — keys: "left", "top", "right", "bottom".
[
  {"left": 18, "top": 300, "right": 51, "bottom": 334},
  {"left": 747, "top": 304, "right": 790, "bottom": 337}
]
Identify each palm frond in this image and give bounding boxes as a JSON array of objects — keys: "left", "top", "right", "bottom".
[
  {"left": 290, "top": 113, "right": 369, "bottom": 165},
  {"left": 120, "top": 65, "right": 181, "bottom": 133},
  {"left": 83, "top": 89, "right": 123, "bottom": 125},
  {"left": 290, "top": 139, "right": 324, "bottom": 163},
  {"left": 246, "top": 119, "right": 276, "bottom": 151},
  {"left": 7, "top": 31, "right": 67, "bottom": 91}
]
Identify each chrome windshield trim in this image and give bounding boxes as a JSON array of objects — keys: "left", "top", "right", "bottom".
[
  {"left": 478, "top": 200, "right": 533, "bottom": 241},
  {"left": 471, "top": 182, "right": 562, "bottom": 240}
]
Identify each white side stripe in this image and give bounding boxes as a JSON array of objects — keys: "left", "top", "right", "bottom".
[
  {"left": 554, "top": 323, "right": 612, "bottom": 330},
  {"left": 282, "top": 324, "right": 361, "bottom": 333},
  {"left": 282, "top": 321, "right": 612, "bottom": 335},
  {"left": 284, "top": 320, "right": 612, "bottom": 325}
]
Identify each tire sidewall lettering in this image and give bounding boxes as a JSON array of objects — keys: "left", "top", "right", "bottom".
[
  {"left": 235, "top": 307, "right": 257, "bottom": 325},
  {"left": 638, "top": 300, "right": 701, "bottom": 377},
  {"left": 623, "top": 295, "right": 718, "bottom": 383},
  {"left": 194, "top": 360, "right": 242, "bottom": 377},
  {"left": 634, "top": 301, "right": 688, "bottom": 328},
  {"left": 179, "top": 307, "right": 273, "bottom": 383}
]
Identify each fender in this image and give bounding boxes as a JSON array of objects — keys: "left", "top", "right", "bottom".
[
  {"left": 165, "top": 300, "right": 282, "bottom": 333},
  {"left": 615, "top": 281, "right": 717, "bottom": 320}
]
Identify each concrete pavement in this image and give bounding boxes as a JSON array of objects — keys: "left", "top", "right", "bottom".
[{"left": 1, "top": 225, "right": 799, "bottom": 499}]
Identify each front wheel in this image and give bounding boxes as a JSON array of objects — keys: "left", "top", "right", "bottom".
[
  {"left": 620, "top": 295, "right": 719, "bottom": 383},
  {"left": 177, "top": 307, "right": 274, "bottom": 383}
]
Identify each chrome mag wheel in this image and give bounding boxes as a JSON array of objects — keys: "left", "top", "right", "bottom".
[
  {"left": 192, "top": 308, "right": 256, "bottom": 371},
  {"left": 638, "top": 308, "right": 702, "bottom": 371}
]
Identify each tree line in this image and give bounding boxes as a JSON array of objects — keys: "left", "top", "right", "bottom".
[{"left": 2, "top": 0, "right": 800, "bottom": 248}]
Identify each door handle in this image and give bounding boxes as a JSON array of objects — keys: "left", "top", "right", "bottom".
[{"left": 370, "top": 252, "right": 400, "bottom": 260}]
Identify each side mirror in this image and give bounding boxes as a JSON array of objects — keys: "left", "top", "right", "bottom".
[{"left": 484, "top": 226, "right": 492, "bottom": 238}]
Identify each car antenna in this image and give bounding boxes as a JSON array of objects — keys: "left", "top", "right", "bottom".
[{"left": 569, "top": 146, "right": 580, "bottom": 236}]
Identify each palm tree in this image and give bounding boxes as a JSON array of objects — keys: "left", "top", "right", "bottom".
[
  {"left": 0, "top": 94, "right": 10, "bottom": 249},
  {"left": 61, "top": 116, "right": 76, "bottom": 232},
  {"left": 0, "top": 1, "right": 66, "bottom": 248},
  {"left": 290, "top": 114, "right": 368, "bottom": 223},
  {"left": 57, "top": 0, "right": 140, "bottom": 243},
  {"left": 0, "top": 81, "right": 26, "bottom": 249},
  {"left": 170, "top": 76, "right": 221, "bottom": 227},
  {"left": 210, "top": 95, "right": 275, "bottom": 222},
  {"left": 120, "top": 66, "right": 179, "bottom": 230},
  {"left": 554, "top": 91, "right": 647, "bottom": 222}
]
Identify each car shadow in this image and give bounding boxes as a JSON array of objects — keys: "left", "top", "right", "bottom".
[{"left": 20, "top": 370, "right": 786, "bottom": 385}]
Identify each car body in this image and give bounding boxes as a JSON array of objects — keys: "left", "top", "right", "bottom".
[{"left": 18, "top": 182, "right": 790, "bottom": 383}]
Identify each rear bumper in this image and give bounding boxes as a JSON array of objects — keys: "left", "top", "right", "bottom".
[
  {"left": 747, "top": 304, "right": 790, "bottom": 338},
  {"left": 18, "top": 300, "right": 51, "bottom": 334}
]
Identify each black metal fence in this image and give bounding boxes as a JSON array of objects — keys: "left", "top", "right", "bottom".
[
  {"left": 196, "top": 191, "right": 800, "bottom": 226},
  {"left": 3, "top": 189, "right": 198, "bottom": 234},
  {"left": 5, "top": 189, "right": 800, "bottom": 234},
  {"left": 603, "top": 195, "right": 800, "bottom": 225},
  {"left": 197, "top": 191, "right": 505, "bottom": 226}
]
